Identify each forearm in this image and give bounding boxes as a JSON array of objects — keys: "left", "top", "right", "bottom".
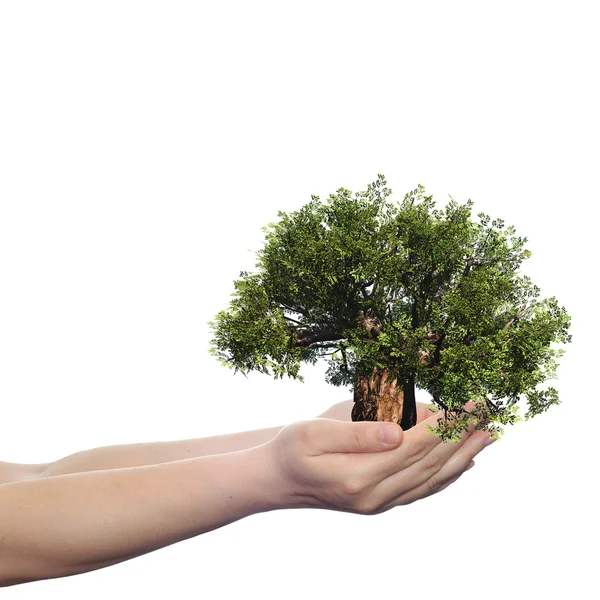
[
  {"left": 0, "top": 445, "right": 282, "bottom": 587},
  {"left": 40, "top": 403, "right": 346, "bottom": 478},
  {"left": 41, "top": 424, "right": 285, "bottom": 478}
]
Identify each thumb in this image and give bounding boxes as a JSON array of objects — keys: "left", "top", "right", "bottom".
[{"left": 313, "top": 419, "right": 403, "bottom": 454}]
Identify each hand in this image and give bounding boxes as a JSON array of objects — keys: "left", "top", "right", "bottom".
[
  {"left": 267, "top": 402, "right": 493, "bottom": 515},
  {"left": 317, "top": 398, "right": 439, "bottom": 425}
]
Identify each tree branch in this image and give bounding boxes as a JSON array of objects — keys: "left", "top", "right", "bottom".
[
  {"left": 296, "top": 330, "right": 346, "bottom": 347},
  {"left": 432, "top": 333, "right": 446, "bottom": 365},
  {"left": 432, "top": 394, "right": 451, "bottom": 420},
  {"left": 311, "top": 343, "right": 342, "bottom": 350},
  {"left": 462, "top": 260, "right": 472, "bottom": 279},
  {"left": 485, "top": 397, "right": 501, "bottom": 415},
  {"left": 340, "top": 345, "right": 350, "bottom": 373},
  {"left": 282, "top": 315, "right": 305, "bottom": 326},
  {"left": 474, "top": 228, "right": 493, "bottom": 264},
  {"left": 463, "top": 331, "right": 476, "bottom": 345},
  {"left": 419, "top": 332, "right": 446, "bottom": 368},
  {"left": 411, "top": 299, "right": 419, "bottom": 330},
  {"left": 359, "top": 308, "right": 383, "bottom": 339},
  {"left": 503, "top": 302, "right": 529, "bottom": 330},
  {"left": 278, "top": 302, "right": 310, "bottom": 318}
]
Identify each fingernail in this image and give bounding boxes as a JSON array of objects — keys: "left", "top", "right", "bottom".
[
  {"left": 484, "top": 437, "right": 496, "bottom": 447},
  {"left": 380, "top": 425, "right": 399, "bottom": 446}
]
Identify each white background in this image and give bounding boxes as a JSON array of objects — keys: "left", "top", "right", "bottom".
[{"left": 1, "top": 1, "right": 597, "bottom": 597}]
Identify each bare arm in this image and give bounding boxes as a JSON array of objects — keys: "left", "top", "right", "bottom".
[
  {"left": 38, "top": 401, "right": 355, "bottom": 479},
  {"left": 0, "top": 444, "right": 281, "bottom": 587}
]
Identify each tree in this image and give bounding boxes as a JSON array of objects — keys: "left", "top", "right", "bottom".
[{"left": 208, "top": 175, "right": 571, "bottom": 442}]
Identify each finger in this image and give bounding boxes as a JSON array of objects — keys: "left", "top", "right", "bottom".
[
  {"left": 398, "top": 463, "right": 471, "bottom": 505},
  {"left": 416, "top": 402, "right": 437, "bottom": 424},
  {"left": 373, "top": 429, "right": 491, "bottom": 509},
  {"left": 375, "top": 468, "right": 469, "bottom": 513},
  {"left": 405, "top": 401, "right": 486, "bottom": 468},
  {"left": 358, "top": 401, "right": 482, "bottom": 484},
  {"left": 409, "top": 400, "right": 482, "bottom": 459},
  {"left": 400, "top": 440, "right": 484, "bottom": 504},
  {"left": 316, "top": 399, "right": 353, "bottom": 421},
  {"left": 303, "top": 418, "right": 403, "bottom": 456}
]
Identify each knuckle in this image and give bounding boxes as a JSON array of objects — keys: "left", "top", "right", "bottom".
[
  {"left": 404, "top": 439, "right": 426, "bottom": 461},
  {"left": 342, "top": 479, "right": 382, "bottom": 515},
  {"left": 426, "top": 472, "right": 443, "bottom": 495},
  {"left": 449, "top": 472, "right": 462, "bottom": 485},
  {"left": 421, "top": 451, "right": 440, "bottom": 472},
  {"left": 353, "top": 426, "right": 370, "bottom": 451},
  {"left": 296, "top": 420, "right": 317, "bottom": 445},
  {"left": 437, "top": 474, "right": 461, "bottom": 495},
  {"left": 343, "top": 476, "right": 366, "bottom": 497},
  {"left": 355, "top": 499, "right": 377, "bottom": 516},
  {"left": 346, "top": 488, "right": 378, "bottom": 515}
]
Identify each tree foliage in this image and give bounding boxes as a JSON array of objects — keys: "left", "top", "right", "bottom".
[{"left": 208, "top": 175, "right": 571, "bottom": 441}]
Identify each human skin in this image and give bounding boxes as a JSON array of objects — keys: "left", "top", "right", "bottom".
[
  {"left": 0, "top": 400, "right": 492, "bottom": 586},
  {"left": 5, "top": 400, "right": 439, "bottom": 480},
  {"left": 270, "top": 403, "right": 490, "bottom": 514},
  {"left": 0, "top": 400, "right": 355, "bottom": 483},
  {"left": 0, "top": 401, "right": 354, "bottom": 485},
  {"left": 0, "top": 438, "right": 282, "bottom": 586}
]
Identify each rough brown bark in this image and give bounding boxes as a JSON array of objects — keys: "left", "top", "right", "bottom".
[
  {"left": 351, "top": 367, "right": 418, "bottom": 430},
  {"left": 351, "top": 307, "right": 420, "bottom": 429}
]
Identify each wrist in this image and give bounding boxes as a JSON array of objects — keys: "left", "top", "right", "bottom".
[{"left": 244, "top": 442, "right": 294, "bottom": 513}]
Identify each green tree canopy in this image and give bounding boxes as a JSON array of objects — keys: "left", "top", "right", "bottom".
[{"left": 209, "top": 175, "right": 571, "bottom": 441}]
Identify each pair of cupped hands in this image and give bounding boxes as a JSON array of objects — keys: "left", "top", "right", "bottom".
[{"left": 265, "top": 399, "right": 496, "bottom": 516}]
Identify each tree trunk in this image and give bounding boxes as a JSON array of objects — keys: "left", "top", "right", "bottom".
[
  {"left": 400, "top": 376, "right": 417, "bottom": 430},
  {"left": 351, "top": 367, "right": 417, "bottom": 430}
]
